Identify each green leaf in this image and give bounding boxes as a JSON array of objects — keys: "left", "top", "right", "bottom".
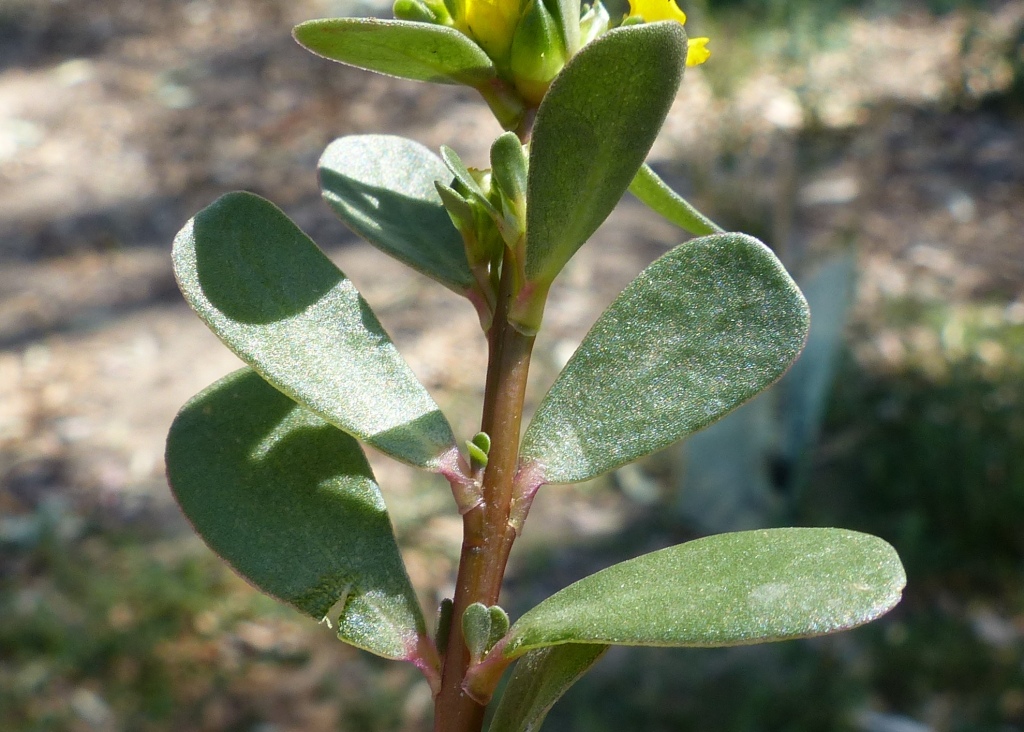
[
  {"left": 293, "top": 18, "right": 495, "bottom": 86},
  {"left": 524, "top": 22, "right": 686, "bottom": 287},
  {"left": 520, "top": 232, "right": 809, "bottom": 485},
  {"left": 319, "top": 135, "right": 474, "bottom": 294},
  {"left": 166, "top": 369, "right": 427, "bottom": 660},
  {"left": 503, "top": 528, "right": 906, "bottom": 657},
  {"left": 172, "top": 191, "right": 457, "bottom": 471},
  {"left": 488, "top": 644, "right": 607, "bottom": 732},
  {"left": 629, "top": 163, "right": 723, "bottom": 236}
]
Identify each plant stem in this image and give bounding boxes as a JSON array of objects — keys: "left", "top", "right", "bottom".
[{"left": 434, "top": 257, "right": 537, "bottom": 732}]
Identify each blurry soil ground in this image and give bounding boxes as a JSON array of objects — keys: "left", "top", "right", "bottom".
[{"left": 1, "top": 0, "right": 1024, "bottom": 730}]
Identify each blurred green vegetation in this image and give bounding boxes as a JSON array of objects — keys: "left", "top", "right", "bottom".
[
  {"left": 5, "top": 300, "right": 1020, "bottom": 731},
  {"left": 0, "top": 526, "right": 427, "bottom": 731},
  {"left": 701, "top": 0, "right": 991, "bottom": 17}
]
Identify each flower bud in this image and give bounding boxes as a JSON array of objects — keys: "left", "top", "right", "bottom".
[
  {"left": 461, "top": 0, "right": 526, "bottom": 66},
  {"left": 509, "top": 0, "right": 568, "bottom": 105},
  {"left": 393, "top": 0, "right": 440, "bottom": 23}
]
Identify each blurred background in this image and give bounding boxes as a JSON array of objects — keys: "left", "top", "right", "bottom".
[{"left": 1, "top": 0, "right": 1023, "bottom": 729}]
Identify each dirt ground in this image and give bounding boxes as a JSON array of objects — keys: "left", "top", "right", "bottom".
[
  {"left": 1, "top": 0, "right": 1023, "bottom": 729},
  {"left": 1, "top": 0, "right": 1021, "bottom": 518}
]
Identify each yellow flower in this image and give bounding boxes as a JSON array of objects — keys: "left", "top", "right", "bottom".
[
  {"left": 686, "top": 36, "right": 710, "bottom": 66},
  {"left": 458, "top": 0, "right": 526, "bottom": 64},
  {"left": 626, "top": 0, "right": 688, "bottom": 25},
  {"left": 625, "top": 0, "right": 710, "bottom": 66}
]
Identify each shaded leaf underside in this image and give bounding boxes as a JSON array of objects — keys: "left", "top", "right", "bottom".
[{"left": 166, "top": 369, "right": 427, "bottom": 660}]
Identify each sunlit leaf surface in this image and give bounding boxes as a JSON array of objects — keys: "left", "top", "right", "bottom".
[
  {"left": 172, "top": 191, "right": 456, "bottom": 470},
  {"left": 504, "top": 528, "right": 906, "bottom": 656}
]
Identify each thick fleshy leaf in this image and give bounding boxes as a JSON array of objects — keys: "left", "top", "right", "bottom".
[
  {"left": 488, "top": 644, "right": 607, "bottom": 732},
  {"left": 319, "top": 135, "right": 473, "bottom": 294},
  {"left": 172, "top": 191, "right": 457, "bottom": 471},
  {"left": 503, "top": 528, "right": 906, "bottom": 657},
  {"left": 519, "top": 232, "right": 808, "bottom": 485},
  {"left": 629, "top": 163, "right": 723, "bottom": 236},
  {"left": 293, "top": 18, "right": 495, "bottom": 85},
  {"left": 166, "top": 369, "right": 427, "bottom": 660},
  {"left": 524, "top": 22, "right": 686, "bottom": 286}
]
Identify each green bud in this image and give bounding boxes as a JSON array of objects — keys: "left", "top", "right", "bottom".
[
  {"left": 393, "top": 0, "right": 439, "bottom": 24},
  {"left": 462, "top": 602, "right": 493, "bottom": 662},
  {"left": 510, "top": 0, "right": 568, "bottom": 105},
  {"left": 425, "top": 0, "right": 454, "bottom": 24},
  {"left": 471, "top": 431, "right": 492, "bottom": 455},
  {"left": 490, "top": 132, "right": 528, "bottom": 210},
  {"left": 466, "top": 437, "right": 489, "bottom": 469},
  {"left": 461, "top": 602, "right": 510, "bottom": 663},
  {"left": 467, "top": 431, "right": 492, "bottom": 470}
]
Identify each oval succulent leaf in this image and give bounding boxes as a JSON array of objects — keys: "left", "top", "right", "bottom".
[
  {"left": 520, "top": 232, "right": 809, "bottom": 485},
  {"left": 166, "top": 369, "right": 428, "bottom": 660},
  {"left": 503, "top": 528, "right": 906, "bottom": 657},
  {"left": 487, "top": 644, "right": 608, "bottom": 732},
  {"left": 293, "top": 18, "right": 496, "bottom": 86},
  {"left": 319, "top": 135, "right": 474, "bottom": 294},
  {"left": 524, "top": 22, "right": 686, "bottom": 287},
  {"left": 172, "top": 191, "right": 457, "bottom": 471}
]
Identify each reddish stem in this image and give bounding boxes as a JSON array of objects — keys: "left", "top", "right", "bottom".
[{"left": 433, "top": 257, "right": 537, "bottom": 732}]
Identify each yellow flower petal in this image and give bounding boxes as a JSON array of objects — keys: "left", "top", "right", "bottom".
[
  {"left": 686, "top": 36, "right": 710, "bottom": 66},
  {"left": 626, "top": 0, "right": 687, "bottom": 25}
]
